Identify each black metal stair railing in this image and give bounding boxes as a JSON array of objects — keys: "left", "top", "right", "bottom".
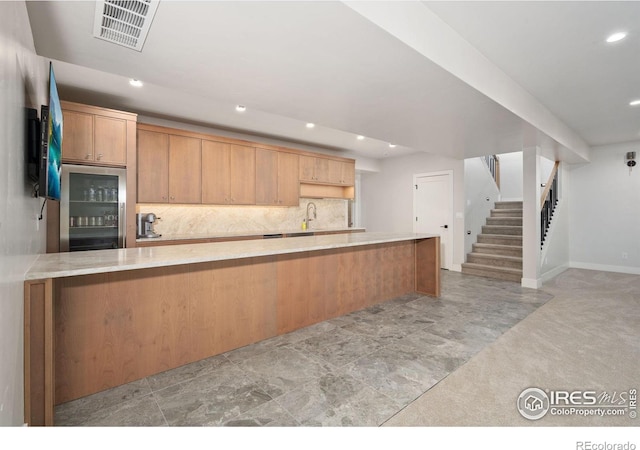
[
  {"left": 540, "top": 164, "right": 559, "bottom": 248},
  {"left": 484, "top": 154, "right": 500, "bottom": 188}
]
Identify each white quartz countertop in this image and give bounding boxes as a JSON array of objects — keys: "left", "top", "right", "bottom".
[
  {"left": 135, "top": 227, "right": 366, "bottom": 242},
  {"left": 26, "top": 232, "right": 437, "bottom": 280}
]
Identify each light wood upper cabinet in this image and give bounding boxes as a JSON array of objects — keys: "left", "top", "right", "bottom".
[
  {"left": 277, "top": 152, "right": 300, "bottom": 206},
  {"left": 62, "top": 110, "right": 94, "bottom": 162},
  {"left": 299, "top": 155, "right": 354, "bottom": 186},
  {"left": 94, "top": 116, "right": 127, "bottom": 165},
  {"left": 202, "top": 140, "right": 255, "bottom": 205},
  {"left": 256, "top": 149, "right": 299, "bottom": 206},
  {"left": 230, "top": 144, "right": 256, "bottom": 205},
  {"left": 169, "top": 135, "right": 202, "bottom": 204},
  {"left": 137, "top": 132, "right": 201, "bottom": 203},
  {"left": 137, "top": 130, "right": 169, "bottom": 203},
  {"left": 136, "top": 123, "right": 355, "bottom": 205},
  {"left": 340, "top": 161, "right": 355, "bottom": 185},
  {"left": 61, "top": 102, "right": 132, "bottom": 166}
]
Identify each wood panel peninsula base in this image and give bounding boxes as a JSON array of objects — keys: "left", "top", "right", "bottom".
[{"left": 23, "top": 233, "right": 440, "bottom": 425}]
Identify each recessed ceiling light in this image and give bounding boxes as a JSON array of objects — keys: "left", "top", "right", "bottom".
[
  {"left": 129, "top": 79, "right": 143, "bottom": 87},
  {"left": 235, "top": 105, "right": 246, "bottom": 112},
  {"left": 356, "top": 135, "right": 365, "bottom": 141},
  {"left": 630, "top": 99, "right": 640, "bottom": 106},
  {"left": 306, "top": 123, "right": 315, "bottom": 128},
  {"left": 388, "top": 143, "right": 396, "bottom": 148},
  {"left": 606, "top": 31, "right": 627, "bottom": 43}
]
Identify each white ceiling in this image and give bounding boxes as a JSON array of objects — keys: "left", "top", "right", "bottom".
[{"left": 25, "top": 1, "right": 640, "bottom": 162}]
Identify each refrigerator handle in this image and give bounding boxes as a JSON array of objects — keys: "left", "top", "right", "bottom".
[{"left": 120, "top": 202, "right": 126, "bottom": 248}]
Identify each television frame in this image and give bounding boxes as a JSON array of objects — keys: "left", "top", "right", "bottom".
[{"left": 40, "top": 62, "right": 63, "bottom": 201}]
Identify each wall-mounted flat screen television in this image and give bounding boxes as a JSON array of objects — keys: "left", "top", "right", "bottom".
[{"left": 40, "top": 62, "right": 63, "bottom": 201}]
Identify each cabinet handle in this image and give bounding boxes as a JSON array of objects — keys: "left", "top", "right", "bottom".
[
  {"left": 170, "top": 196, "right": 175, "bottom": 201},
  {"left": 97, "top": 153, "right": 103, "bottom": 160},
  {"left": 85, "top": 154, "right": 91, "bottom": 159}
]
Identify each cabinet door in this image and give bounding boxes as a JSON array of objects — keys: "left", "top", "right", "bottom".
[
  {"left": 201, "top": 140, "right": 230, "bottom": 204},
  {"left": 229, "top": 144, "right": 255, "bottom": 205},
  {"left": 255, "top": 148, "right": 278, "bottom": 205},
  {"left": 169, "top": 135, "right": 201, "bottom": 203},
  {"left": 278, "top": 152, "right": 299, "bottom": 206},
  {"left": 313, "top": 157, "right": 331, "bottom": 183},
  {"left": 62, "top": 110, "right": 94, "bottom": 162},
  {"left": 341, "top": 161, "right": 355, "bottom": 185},
  {"left": 94, "top": 116, "right": 127, "bottom": 165},
  {"left": 299, "top": 155, "right": 316, "bottom": 182},
  {"left": 137, "top": 130, "right": 169, "bottom": 203},
  {"left": 326, "top": 159, "right": 343, "bottom": 184}
]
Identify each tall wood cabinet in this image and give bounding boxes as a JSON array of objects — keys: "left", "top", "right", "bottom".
[
  {"left": 201, "top": 140, "right": 255, "bottom": 205},
  {"left": 137, "top": 130, "right": 169, "bottom": 203},
  {"left": 48, "top": 101, "right": 138, "bottom": 252},
  {"left": 169, "top": 135, "right": 201, "bottom": 204},
  {"left": 255, "top": 148, "right": 299, "bottom": 206},
  {"left": 137, "top": 130, "right": 201, "bottom": 204}
]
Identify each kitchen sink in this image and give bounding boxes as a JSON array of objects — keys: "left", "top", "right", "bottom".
[{"left": 286, "top": 232, "right": 315, "bottom": 237}]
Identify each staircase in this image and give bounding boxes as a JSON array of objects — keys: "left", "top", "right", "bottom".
[{"left": 462, "top": 201, "right": 523, "bottom": 283}]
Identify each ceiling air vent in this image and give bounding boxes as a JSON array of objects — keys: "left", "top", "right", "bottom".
[{"left": 93, "top": 0, "right": 160, "bottom": 51}]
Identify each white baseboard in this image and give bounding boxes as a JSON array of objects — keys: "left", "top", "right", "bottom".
[
  {"left": 569, "top": 262, "right": 640, "bottom": 275},
  {"left": 541, "top": 263, "right": 570, "bottom": 283},
  {"left": 521, "top": 277, "right": 542, "bottom": 289},
  {"left": 450, "top": 264, "right": 462, "bottom": 272}
]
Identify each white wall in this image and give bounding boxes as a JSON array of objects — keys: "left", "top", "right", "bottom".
[
  {"left": 569, "top": 142, "right": 640, "bottom": 273},
  {"left": 0, "top": 1, "right": 48, "bottom": 426},
  {"left": 539, "top": 155, "right": 556, "bottom": 188},
  {"left": 360, "top": 151, "right": 465, "bottom": 269},
  {"left": 464, "top": 157, "right": 500, "bottom": 256},
  {"left": 497, "top": 151, "right": 523, "bottom": 200}
]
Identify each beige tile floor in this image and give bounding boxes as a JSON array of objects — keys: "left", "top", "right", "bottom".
[{"left": 385, "top": 268, "right": 640, "bottom": 426}]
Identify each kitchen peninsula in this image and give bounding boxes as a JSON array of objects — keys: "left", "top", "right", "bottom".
[{"left": 23, "top": 232, "right": 440, "bottom": 425}]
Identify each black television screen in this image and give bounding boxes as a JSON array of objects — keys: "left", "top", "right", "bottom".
[{"left": 40, "top": 62, "right": 63, "bottom": 201}]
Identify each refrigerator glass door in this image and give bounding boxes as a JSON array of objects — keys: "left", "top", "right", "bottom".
[{"left": 60, "top": 165, "right": 126, "bottom": 251}]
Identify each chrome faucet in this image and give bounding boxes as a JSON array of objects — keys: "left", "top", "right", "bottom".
[{"left": 306, "top": 202, "right": 317, "bottom": 228}]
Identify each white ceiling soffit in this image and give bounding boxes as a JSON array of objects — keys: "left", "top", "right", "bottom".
[{"left": 93, "top": 0, "right": 160, "bottom": 51}]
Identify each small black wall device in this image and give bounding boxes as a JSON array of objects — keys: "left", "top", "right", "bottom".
[{"left": 25, "top": 107, "right": 41, "bottom": 184}]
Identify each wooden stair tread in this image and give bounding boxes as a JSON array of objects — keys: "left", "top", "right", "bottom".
[
  {"left": 468, "top": 253, "right": 522, "bottom": 262},
  {"left": 461, "top": 263, "right": 522, "bottom": 275}
]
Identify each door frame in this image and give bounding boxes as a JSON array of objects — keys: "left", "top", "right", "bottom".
[{"left": 413, "top": 170, "right": 454, "bottom": 270}]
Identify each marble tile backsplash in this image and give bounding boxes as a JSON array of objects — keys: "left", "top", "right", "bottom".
[{"left": 137, "top": 198, "right": 348, "bottom": 236}]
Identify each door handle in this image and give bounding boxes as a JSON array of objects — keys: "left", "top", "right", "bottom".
[{"left": 440, "top": 225, "right": 449, "bottom": 229}]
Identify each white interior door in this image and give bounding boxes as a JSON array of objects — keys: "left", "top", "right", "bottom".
[{"left": 414, "top": 172, "right": 453, "bottom": 269}]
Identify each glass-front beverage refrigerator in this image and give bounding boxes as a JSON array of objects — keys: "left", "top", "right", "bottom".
[{"left": 60, "top": 164, "right": 126, "bottom": 251}]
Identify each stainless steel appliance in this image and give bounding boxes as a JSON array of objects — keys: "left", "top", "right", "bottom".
[
  {"left": 136, "top": 212, "right": 161, "bottom": 238},
  {"left": 60, "top": 164, "right": 126, "bottom": 251}
]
